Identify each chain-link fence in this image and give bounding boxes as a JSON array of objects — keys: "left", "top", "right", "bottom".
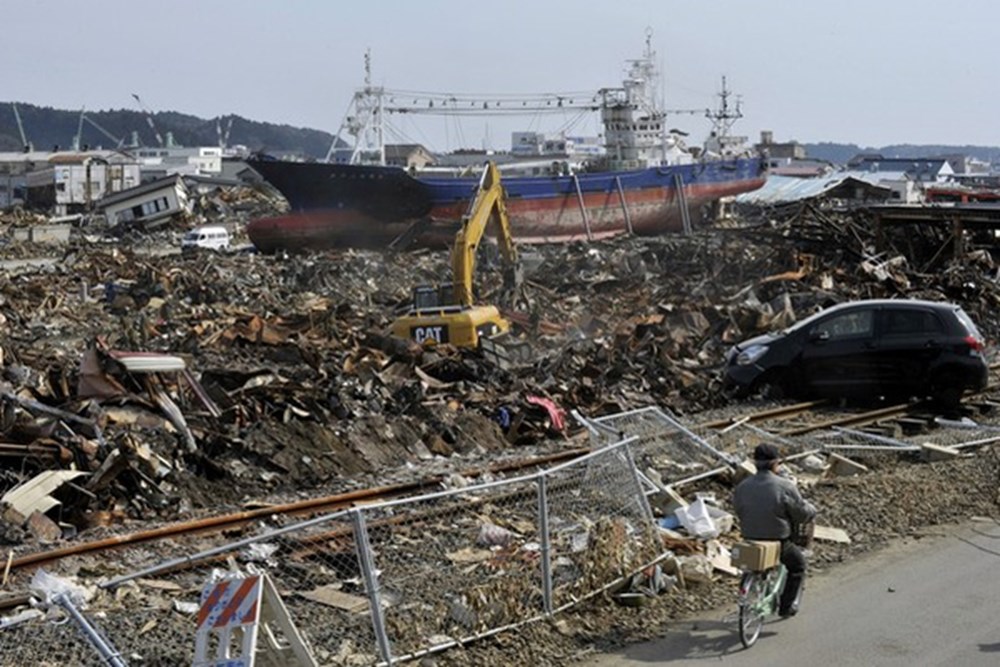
[
  {"left": 0, "top": 436, "right": 665, "bottom": 666},
  {"left": 574, "top": 406, "right": 735, "bottom": 490}
]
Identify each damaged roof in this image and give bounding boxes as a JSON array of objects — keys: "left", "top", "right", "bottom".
[{"left": 734, "top": 174, "right": 893, "bottom": 205}]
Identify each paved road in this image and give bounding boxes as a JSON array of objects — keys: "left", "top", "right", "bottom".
[{"left": 579, "top": 520, "right": 1000, "bottom": 666}]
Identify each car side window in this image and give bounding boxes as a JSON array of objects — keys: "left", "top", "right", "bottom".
[
  {"left": 881, "top": 309, "right": 944, "bottom": 337},
  {"left": 809, "top": 310, "right": 874, "bottom": 341}
]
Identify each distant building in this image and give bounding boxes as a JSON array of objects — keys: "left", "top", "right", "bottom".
[
  {"left": 383, "top": 144, "right": 435, "bottom": 170},
  {"left": 931, "top": 153, "right": 991, "bottom": 176},
  {"left": 846, "top": 155, "right": 953, "bottom": 183},
  {"left": 769, "top": 158, "right": 835, "bottom": 178},
  {"left": 18, "top": 151, "right": 141, "bottom": 215},
  {"left": 756, "top": 131, "right": 807, "bottom": 165},
  {"left": 134, "top": 146, "right": 224, "bottom": 181}
]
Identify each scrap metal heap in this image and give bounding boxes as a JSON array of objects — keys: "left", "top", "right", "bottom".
[{"left": 0, "top": 192, "right": 999, "bottom": 546}]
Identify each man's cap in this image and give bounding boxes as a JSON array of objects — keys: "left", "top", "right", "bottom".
[{"left": 753, "top": 443, "right": 781, "bottom": 464}]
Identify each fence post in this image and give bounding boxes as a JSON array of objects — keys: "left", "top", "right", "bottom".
[
  {"left": 351, "top": 508, "right": 394, "bottom": 665},
  {"left": 53, "top": 593, "right": 129, "bottom": 667},
  {"left": 537, "top": 474, "right": 554, "bottom": 615},
  {"left": 620, "top": 440, "right": 663, "bottom": 550}
]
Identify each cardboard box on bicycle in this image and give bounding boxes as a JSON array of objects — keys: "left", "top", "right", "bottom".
[{"left": 730, "top": 540, "right": 781, "bottom": 571}]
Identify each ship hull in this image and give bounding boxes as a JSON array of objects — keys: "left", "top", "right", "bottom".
[{"left": 247, "top": 157, "right": 766, "bottom": 252}]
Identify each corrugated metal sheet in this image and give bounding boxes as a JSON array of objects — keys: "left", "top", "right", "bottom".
[
  {"left": 734, "top": 173, "right": 895, "bottom": 205},
  {"left": 2, "top": 470, "right": 88, "bottom": 517}
]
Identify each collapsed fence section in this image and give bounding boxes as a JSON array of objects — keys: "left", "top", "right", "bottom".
[
  {"left": 0, "top": 436, "right": 666, "bottom": 666},
  {"left": 575, "top": 406, "right": 734, "bottom": 490}
]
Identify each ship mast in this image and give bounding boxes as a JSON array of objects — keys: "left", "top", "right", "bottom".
[
  {"left": 703, "top": 76, "right": 748, "bottom": 156},
  {"left": 326, "top": 49, "right": 387, "bottom": 164},
  {"left": 706, "top": 76, "right": 743, "bottom": 140}
]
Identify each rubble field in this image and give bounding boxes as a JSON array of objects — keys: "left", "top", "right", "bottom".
[{"left": 2, "top": 194, "right": 1000, "bottom": 664}]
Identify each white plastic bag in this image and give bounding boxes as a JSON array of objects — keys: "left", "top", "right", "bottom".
[
  {"left": 29, "top": 569, "right": 93, "bottom": 607},
  {"left": 674, "top": 497, "right": 719, "bottom": 539}
]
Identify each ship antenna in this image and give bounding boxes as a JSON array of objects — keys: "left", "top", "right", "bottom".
[
  {"left": 364, "top": 48, "right": 372, "bottom": 87},
  {"left": 645, "top": 26, "right": 653, "bottom": 59},
  {"left": 707, "top": 75, "right": 743, "bottom": 139}
]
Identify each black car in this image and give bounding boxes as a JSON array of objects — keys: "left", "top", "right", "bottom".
[{"left": 723, "top": 299, "right": 989, "bottom": 404}]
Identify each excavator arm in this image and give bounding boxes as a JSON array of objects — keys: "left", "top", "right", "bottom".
[
  {"left": 391, "top": 160, "right": 526, "bottom": 357},
  {"left": 450, "top": 161, "right": 519, "bottom": 307}
]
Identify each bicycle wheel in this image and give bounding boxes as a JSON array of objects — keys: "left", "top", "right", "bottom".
[{"left": 738, "top": 572, "right": 766, "bottom": 648}]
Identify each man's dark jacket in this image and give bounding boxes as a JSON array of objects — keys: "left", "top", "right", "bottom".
[{"left": 733, "top": 469, "right": 816, "bottom": 540}]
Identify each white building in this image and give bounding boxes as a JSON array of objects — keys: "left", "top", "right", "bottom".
[
  {"left": 17, "top": 151, "right": 141, "bottom": 215},
  {"left": 133, "top": 146, "right": 224, "bottom": 180},
  {"left": 98, "top": 174, "right": 190, "bottom": 228}
]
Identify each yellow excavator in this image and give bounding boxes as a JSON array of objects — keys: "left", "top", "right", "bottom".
[{"left": 391, "top": 161, "right": 522, "bottom": 352}]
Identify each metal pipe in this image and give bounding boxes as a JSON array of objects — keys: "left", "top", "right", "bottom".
[
  {"left": 831, "top": 426, "right": 914, "bottom": 448},
  {"left": 352, "top": 509, "right": 394, "bottom": 665},
  {"left": 653, "top": 407, "right": 735, "bottom": 464},
  {"left": 614, "top": 176, "right": 633, "bottom": 235},
  {"left": 572, "top": 174, "right": 593, "bottom": 241},
  {"left": 537, "top": 476, "right": 553, "bottom": 616},
  {"left": 15, "top": 450, "right": 589, "bottom": 575},
  {"left": 823, "top": 445, "right": 920, "bottom": 452},
  {"left": 100, "top": 507, "right": 354, "bottom": 589},
  {"left": 673, "top": 172, "right": 692, "bottom": 234},
  {"left": 54, "top": 593, "right": 129, "bottom": 667},
  {"left": 666, "top": 466, "right": 731, "bottom": 489},
  {"left": 16, "top": 481, "right": 428, "bottom": 574}
]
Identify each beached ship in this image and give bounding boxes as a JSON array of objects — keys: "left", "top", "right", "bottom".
[{"left": 246, "top": 34, "right": 766, "bottom": 252}]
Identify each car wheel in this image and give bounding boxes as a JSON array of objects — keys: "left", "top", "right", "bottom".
[
  {"left": 930, "top": 371, "right": 963, "bottom": 409},
  {"left": 752, "top": 370, "right": 787, "bottom": 400}
]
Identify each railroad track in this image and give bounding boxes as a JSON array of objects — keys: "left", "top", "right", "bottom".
[
  {"left": 6, "top": 384, "right": 1000, "bottom": 588},
  {"left": 3, "top": 448, "right": 586, "bottom": 577}
]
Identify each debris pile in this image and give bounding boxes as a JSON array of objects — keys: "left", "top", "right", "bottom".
[
  {"left": 1, "top": 194, "right": 1000, "bottom": 663},
  {"left": 0, "top": 199, "right": 1000, "bottom": 545}
]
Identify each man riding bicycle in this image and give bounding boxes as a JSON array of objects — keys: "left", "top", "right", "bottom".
[{"left": 733, "top": 443, "right": 817, "bottom": 617}]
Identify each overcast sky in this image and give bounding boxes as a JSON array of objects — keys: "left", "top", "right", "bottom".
[{"left": 5, "top": 0, "right": 998, "bottom": 151}]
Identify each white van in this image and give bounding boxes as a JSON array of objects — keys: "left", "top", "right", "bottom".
[{"left": 181, "top": 225, "right": 230, "bottom": 252}]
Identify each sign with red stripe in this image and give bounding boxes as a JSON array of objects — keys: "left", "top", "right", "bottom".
[{"left": 197, "top": 575, "right": 262, "bottom": 631}]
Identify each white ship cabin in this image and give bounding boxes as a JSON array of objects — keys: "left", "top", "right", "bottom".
[{"left": 511, "top": 132, "right": 604, "bottom": 158}]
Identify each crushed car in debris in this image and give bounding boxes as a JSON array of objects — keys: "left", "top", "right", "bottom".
[{"left": 723, "top": 299, "right": 989, "bottom": 405}]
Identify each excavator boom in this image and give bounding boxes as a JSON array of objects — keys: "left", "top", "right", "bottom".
[
  {"left": 451, "top": 161, "right": 519, "bottom": 307},
  {"left": 391, "top": 160, "right": 523, "bottom": 355}
]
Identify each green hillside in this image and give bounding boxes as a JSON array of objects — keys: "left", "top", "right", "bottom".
[{"left": 0, "top": 102, "right": 335, "bottom": 159}]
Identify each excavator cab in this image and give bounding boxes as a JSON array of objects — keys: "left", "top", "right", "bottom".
[{"left": 391, "top": 161, "right": 528, "bottom": 363}]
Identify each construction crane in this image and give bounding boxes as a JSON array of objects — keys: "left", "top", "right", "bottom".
[
  {"left": 11, "top": 103, "right": 31, "bottom": 152},
  {"left": 73, "top": 108, "right": 126, "bottom": 150},
  {"left": 216, "top": 116, "right": 234, "bottom": 149},
  {"left": 131, "top": 93, "right": 164, "bottom": 147}
]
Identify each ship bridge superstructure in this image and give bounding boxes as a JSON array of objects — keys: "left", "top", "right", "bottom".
[{"left": 326, "top": 31, "right": 742, "bottom": 171}]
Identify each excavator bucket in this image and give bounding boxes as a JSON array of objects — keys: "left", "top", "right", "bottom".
[{"left": 479, "top": 334, "right": 534, "bottom": 370}]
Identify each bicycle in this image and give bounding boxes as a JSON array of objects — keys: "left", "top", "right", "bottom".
[{"left": 735, "top": 549, "right": 787, "bottom": 648}]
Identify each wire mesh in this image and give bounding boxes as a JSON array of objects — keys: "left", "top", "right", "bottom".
[
  {"left": 0, "top": 436, "right": 667, "bottom": 666},
  {"left": 925, "top": 417, "right": 1000, "bottom": 450},
  {"left": 356, "top": 473, "right": 545, "bottom": 661},
  {"left": 543, "top": 442, "right": 659, "bottom": 611},
  {"left": 583, "top": 406, "right": 733, "bottom": 486},
  {"left": 0, "top": 607, "right": 107, "bottom": 667}
]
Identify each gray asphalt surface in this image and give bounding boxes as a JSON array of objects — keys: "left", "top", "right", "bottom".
[{"left": 578, "top": 519, "right": 1000, "bottom": 666}]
